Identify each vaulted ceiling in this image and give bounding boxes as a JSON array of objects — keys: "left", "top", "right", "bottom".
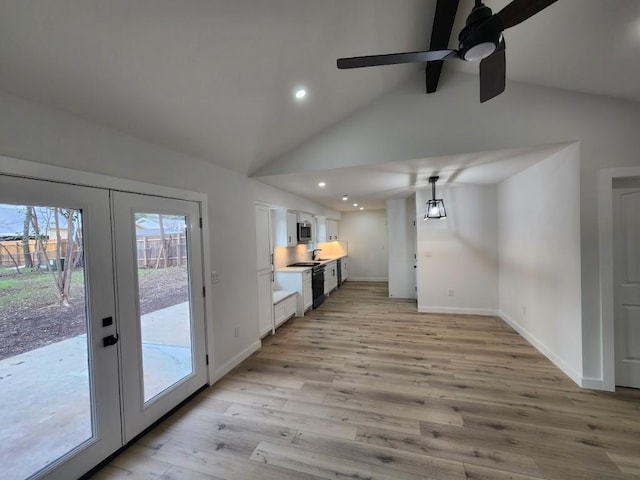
[{"left": 1, "top": 1, "right": 639, "bottom": 209}]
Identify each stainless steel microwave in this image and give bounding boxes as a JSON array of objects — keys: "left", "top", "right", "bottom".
[{"left": 297, "top": 222, "right": 312, "bottom": 243}]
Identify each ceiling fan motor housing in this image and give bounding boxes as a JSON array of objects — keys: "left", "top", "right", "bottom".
[{"left": 458, "top": 2, "right": 501, "bottom": 61}]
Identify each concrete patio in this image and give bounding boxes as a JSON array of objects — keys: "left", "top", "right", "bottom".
[{"left": 0, "top": 302, "right": 192, "bottom": 480}]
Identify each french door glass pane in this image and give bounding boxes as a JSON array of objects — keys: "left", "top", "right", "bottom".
[
  {"left": 0, "top": 203, "right": 92, "bottom": 479},
  {"left": 134, "top": 213, "right": 193, "bottom": 402}
]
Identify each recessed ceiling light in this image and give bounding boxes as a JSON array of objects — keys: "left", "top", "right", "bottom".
[
  {"left": 318, "top": 182, "right": 326, "bottom": 188},
  {"left": 294, "top": 88, "right": 307, "bottom": 101},
  {"left": 342, "top": 195, "right": 348, "bottom": 201},
  {"left": 359, "top": 207, "right": 364, "bottom": 210},
  {"left": 353, "top": 203, "right": 358, "bottom": 207}
]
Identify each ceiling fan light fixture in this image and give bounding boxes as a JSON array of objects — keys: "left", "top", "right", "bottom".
[
  {"left": 463, "top": 41, "right": 496, "bottom": 61},
  {"left": 424, "top": 176, "right": 447, "bottom": 220}
]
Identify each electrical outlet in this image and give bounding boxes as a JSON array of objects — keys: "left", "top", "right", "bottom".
[
  {"left": 234, "top": 327, "right": 239, "bottom": 338},
  {"left": 448, "top": 289, "right": 454, "bottom": 297},
  {"left": 425, "top": 251, "right": 432, "bottom": 258},
  {"left": 211, "top": 271, "right": 219, "bottom": 284}
]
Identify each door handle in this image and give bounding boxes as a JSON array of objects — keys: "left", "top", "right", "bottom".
[{"left": 103, "top": 333, "right": 119, "bottom": 347}]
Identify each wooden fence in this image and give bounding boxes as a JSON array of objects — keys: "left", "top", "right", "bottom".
[
  {"left": 136, "top": 233, "right": 187, "bottom": 268},
  {"left": 0, "top": 239, "right": 70, "bottom": 269},
  {"left": 1, "top": 234, "right": 187, "bottom": 269}
]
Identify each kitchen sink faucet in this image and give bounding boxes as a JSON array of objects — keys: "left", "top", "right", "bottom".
[{"left": 312, "top": 248, "right": 322, "bottom": 260}]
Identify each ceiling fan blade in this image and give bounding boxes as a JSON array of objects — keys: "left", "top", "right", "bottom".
[
  {"left": 496, "top": 0, "right": 558, "bottom": 30},
  {"left": 479, "top": 40, "right": 505, "bottom": 103},
  {"left": 425, "top": 0, "right": 461, "bottom": 93},
  {"left": 337, "top": 49, "right": 457, "bottom": 69}
]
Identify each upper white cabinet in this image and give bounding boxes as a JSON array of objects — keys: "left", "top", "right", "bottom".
[
  {"left": 315, "top": 216, "right": 327, "bottom": 242},
  {"left": 298, "top": 212, "right": 313, "bottom": 225},
  {"left": 316, "top": 217, "right": 338, "bottom": 242},
  {"left": 272, "top": 209, "right": 298, "bottom": 247},
  {"left": 327, "top": 219, "right": 339, "bottom": 241},
  {"left": 287, "top": 212, "right": 297, "bottom": 246}
]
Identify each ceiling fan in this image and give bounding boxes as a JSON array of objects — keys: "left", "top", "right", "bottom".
[{"left": 337, "top": 0, "right": 558, "bottom": 103}]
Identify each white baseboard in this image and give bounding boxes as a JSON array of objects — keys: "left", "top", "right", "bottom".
[
  {"left": 581, "top": 377, "right": 608, "bottom": 391},
  {"left": 348, "top": 277, "right": 388, "bottom": 282},
  {"left": 498, "top": 311, "right": 584, "bottom": 388},
  {"left": 209, "top": 340, "right": 261, "bottom": 384},
  {"left": 418, "top": 305, "right": 498, "bottom": 316}
]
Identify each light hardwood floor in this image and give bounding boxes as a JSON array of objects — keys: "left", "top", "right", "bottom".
[{"left": 93, "top": 281, "right": 640, "bottom": 480}]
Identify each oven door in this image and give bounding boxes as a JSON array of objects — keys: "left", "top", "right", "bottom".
[{"left": 312, "top": 267, "right": 325, "bottom": 308}]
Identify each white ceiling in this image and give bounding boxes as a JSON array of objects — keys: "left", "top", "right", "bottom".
[
  {"left": 0, "top": 1, "right": 638, "bottom": 210},
  {"left": 255, "top": 143, "right": 572, "bottom": 211}
]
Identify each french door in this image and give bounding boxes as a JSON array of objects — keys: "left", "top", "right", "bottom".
[
  {"left": 0, "top": 175, "right": 207, "bottom": 479},
  {"left": 111, "top": 192, "right": 207, "bottom": 442}
]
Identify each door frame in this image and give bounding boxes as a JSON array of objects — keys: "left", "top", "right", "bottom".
[
  {"left": 0, "top": 154, "right": 215, "bottom": 384},
  {"left": 598, "top": 165, "right": 640, "bottom": 391}
]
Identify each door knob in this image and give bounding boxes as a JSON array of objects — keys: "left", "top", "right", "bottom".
[{"left": 103, "top": 334, "right": 119, "bottom": 347}]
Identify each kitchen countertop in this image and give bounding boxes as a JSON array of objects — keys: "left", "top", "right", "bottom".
[{"left": 275, "top": 255, "right": 347, "bottom": 272}]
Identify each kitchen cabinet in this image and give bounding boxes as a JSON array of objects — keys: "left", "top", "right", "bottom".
[
  {"left": 340, "top": 256, "right": 348, "bottom": 283},
  {"left": 257, "top": 268, "right": 274, "bottom": 337},
  {"left": 275, "top": 269, "right": 312, "bottom": 316},
  {"left": 298, "top": 212, "right": 313, "bottom": 225},
  {"left": 255, "top": 203, "right": 272, "bottom": 270},
  {"left": 324, "top": 260, "right": 338, "bottom": 295},
  {"left": 315, "top": 216, "right": 327, "bottom": 242},
  {"left": 255, "top": 203, "right": 274, "bottom": 337},
  {"left": 273, "top": 290, "right": 297, "bottom": 329},
  {"left": 327, "top": 219, "right": 339, "bottom": 241},
  {"left": 272, "top": 209, "right": 298, "bottom": 247},
  {"left": 303, "top": 274, "right": 312, "bottom": 310}
]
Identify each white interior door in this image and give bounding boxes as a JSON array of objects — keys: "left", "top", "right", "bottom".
[
  {"left": 111, "top": 192, "right": 208, "bottom": 442},
  {"left": 613, "top": 182, "right": 640, "bottom": 388},
  {"left": 0, "top": 175, "right": 121, "bottom": 480}
]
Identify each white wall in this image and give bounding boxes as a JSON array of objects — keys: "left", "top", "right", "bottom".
[
  {"left": 250, "top": 179, "right": 341, "bottom": 220},
  {"left": 387, "top": 196, "right": 417, "bottom": 298},
  {"left": 0, "top": 91, "right": 261, "bottom": 381},
  {"left": 416, "top": 184, "right": 499, "bottom": 315},
  {"left": 259, "top": 71, "right": 640, "bottom": 386},
  {"left": 498, "top": 144, "right": 582, "bottom": 383},
  {"left": 339, "top": 209, "right": 388, "bottom": 281}
]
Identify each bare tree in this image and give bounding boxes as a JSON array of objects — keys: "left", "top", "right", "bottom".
[
  {"left": 22, "top": 206, "right": 33, "bottom": 269},
  {"left": 30, "top": 207, "right": 81, "bottom": 306},
  {"left": 155, "top": 214, "right": 170, "bottom": 269}
]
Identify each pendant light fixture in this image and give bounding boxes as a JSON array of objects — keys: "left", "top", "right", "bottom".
[{"left": 424, "top": 176, "right": 447, "bottom": 220}]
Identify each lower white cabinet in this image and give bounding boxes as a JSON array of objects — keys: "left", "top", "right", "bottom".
[
  {"left": 273, "top": 291, "right": 297, "bottom": 328},
  {"left": 257, "top": 269, "right": 274, "bottom": 337},
  {"left": 275, "top": 269, "right": 312, "bottom": 316},
  {"left": 303, "top": 274, "right": 312, "bottom": 311},
  {"left": 340, "top": 256, "right": 348, "bottom": 283},
  {"left": 324, "top": 261, "right": 338, "bottom": 295}
]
